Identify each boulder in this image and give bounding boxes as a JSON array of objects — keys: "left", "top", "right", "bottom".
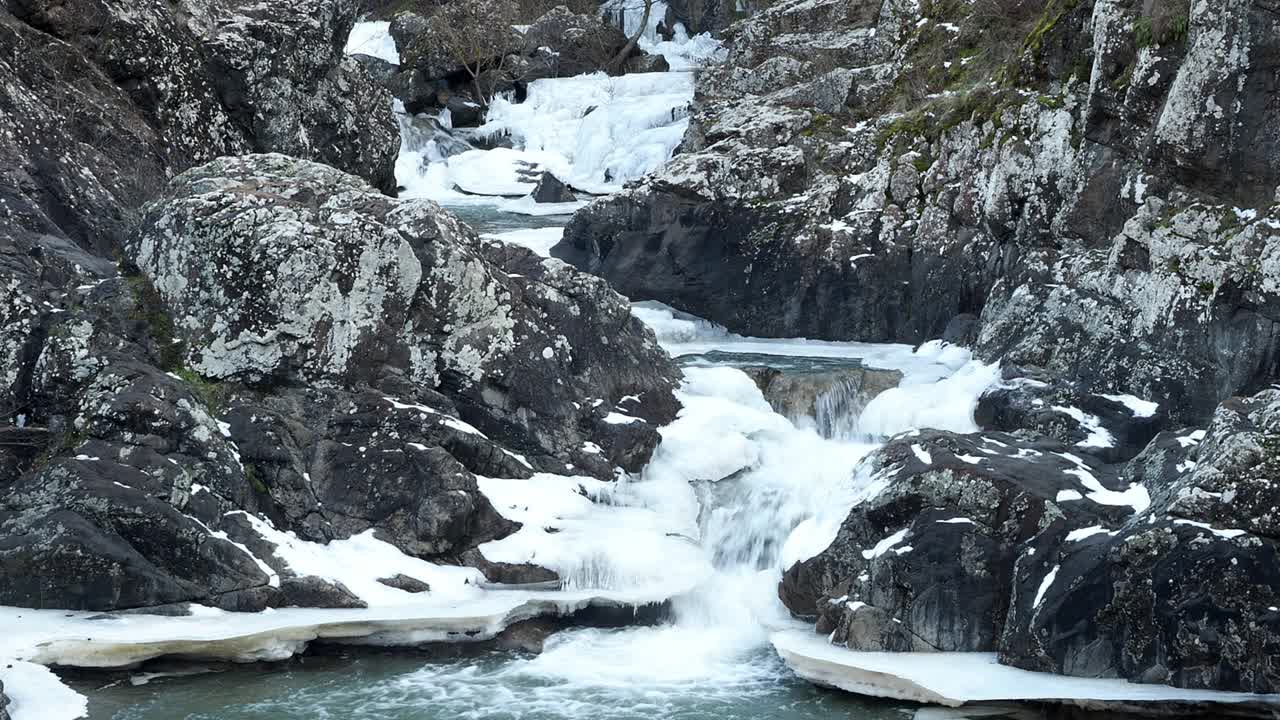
[
  {"left": 0, "top": 155, "right": 681, "bottom": 612},
  {"left": 532, "top": 172, "right": 576, "bottom": 204},
  {"left": 275, "top": 576, "right": 367, "bottom": 609},
  {"left": 377, "top": 574, "right": 431, "bottom": 593},
  {"left": 522, "top": 7, "right": 629, "bottom": 77},
  {"left": 626, "top": 53, "right": 670, "bottom": 74},
  {"left": 782, "top": 388, "right": 1280, "bottom": 693}
]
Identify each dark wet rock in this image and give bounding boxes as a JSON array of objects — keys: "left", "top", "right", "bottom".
[
  {"left": 378, "top": 574, "right": 431, "bottom": 593},
  {"left": 494, "top": 617, "right": 561, "bottom": 654},
  {"left": 785, "top": 389, "right": 1280, "bottom": 693},
  {"left": 388, "top": 10, "right": 429, "bottom": 57},
  {"left": 662, "top": 0, "right": 732, "bottom": 36},
  {"left": 0, "top": 678, "right": 8, "bottom": 720},
  {"left": 975, "top": 367, "right": 1168, "bottom": 463},
  {"left": 825, "top": 601, "right": 937, "bottom": 653},
  {"left": 459, "top": 548, "right": 561, "bottom": 586},
  {"left": 532, "top": 173, "right": 576, "bottom": 204},
  {"left": 1, "top": 0, "right": 399, "bottom": 250},
  {"left": 782, "top": 429, "right": 1121, "bottom": 652},
  {"left": 742, "top": 364, "right": 902, "bottom": 438},
  {"left": 626, "top": 53, "right": 670, "bottom": 74},
  {"left": 275, "top": 576, "right": 368, "bottom": 609}
]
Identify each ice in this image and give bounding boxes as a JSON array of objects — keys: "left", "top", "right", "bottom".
[
  {"left": 344, "top": 21, "right": 398, "bottom": 64},
  {"left": 478, "top": 72, "right": 694, "bottom": 194},
  {"left": 477, "top": 473, "right": 712, "bottom": 594},
  {"left": 1032, "top": 565, "right": 1059, "bottom": 608},
  {"left": 857, "top": 360, "right": 1001, "bottom": 438},
  {"left": 772, "top": 631, "right": 1280, "bottom": 708},
  {"left": 862, "top": 528, "right": 910, "bottom": 560},
  {"left": 1100, "top": 393, "right": 1159, "bottom": 418},
  {"left": 641, "top": 26, "right": 728, "bottom": 71},
  {"left": 0, "top": 661, "right": 87, "bottom": 720},
  {"left": 1052, "top": 405, "right": 1116, "bottom": 448},
  {"left": 631, "top": 302, "right": 980, "bottom": 384}
]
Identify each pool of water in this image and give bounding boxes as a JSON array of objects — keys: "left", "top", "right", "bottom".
[{"left": 74, "top": 640, "right": 914, "bottom": 720}]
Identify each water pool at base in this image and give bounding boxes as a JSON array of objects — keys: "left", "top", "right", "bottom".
[{"left": 74, "top": 640, "right": 914, "bottom": 720}]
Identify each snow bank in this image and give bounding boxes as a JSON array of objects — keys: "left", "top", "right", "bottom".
[
  {"left": 482, "top": 227, "right": 565, "bottom": 257},
  {"left": 772, "top": 631, "right": 1280, "bottom": 709},
  {"left": 0, "top": 661, "right": 87, "bottom": 720}
]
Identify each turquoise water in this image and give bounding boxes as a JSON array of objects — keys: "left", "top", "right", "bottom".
[{"left": 75, "top": 639, "right": 913, "bottom": 720}]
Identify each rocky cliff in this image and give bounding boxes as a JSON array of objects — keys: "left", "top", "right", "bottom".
[{"left": 556, "top": 0, "right": 1280, "bottom": 423}]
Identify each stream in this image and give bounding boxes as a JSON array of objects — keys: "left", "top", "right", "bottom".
[{"left": 73, "top": 21, "right": 1013, "bottom": 720}]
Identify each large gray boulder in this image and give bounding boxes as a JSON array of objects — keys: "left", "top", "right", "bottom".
[{"left": 0, "top": 155, "right": 681, "bottom": 612}]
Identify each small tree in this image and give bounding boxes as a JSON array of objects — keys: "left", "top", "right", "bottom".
[
  {"left": 606, "top": 0, "right": 655, "bottom": 72},
  {"left": 430, "top": 0, "right": 520, "bottom": 105}
]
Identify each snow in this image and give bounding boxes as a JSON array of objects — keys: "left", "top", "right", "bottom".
[
  {"left": 938, "top": 518, "right": 975, "bottom": 525},
  {"left": 1032, "top": 565, "right": 1059, "bottom": 608},
  {"left": 1052, "top": 406, "right": 1115, "bottom": 448},
  {"left": 1065, "top": 525, "right": 1113, "bottom": 542},
  {"left": 862, "top": 528, "right": 910, "bottom": 560},
  {"left": 1099, "top": 393, "right": 1159, "bottom": 418},
  {"left": 1055, "top": 489, "right": 1083, "bottom": 502},
  {"left": 911, "top": 444, "right": 933, "bottom": 464},
  {"left": 604, "top": 412, "right": 642, "bottom": 424},
  {"left": 0, "top": 661, "right": 87, "bottom": 720},
  {"left": 1177, "top": 429, "right": 1207, "bottom": 447},
  {"left": 232, "top": 513, "right": 483, "bottom": 606},
  {"left": 477, "top": 473, "right": 712, "bottom": 594},
  {"left": 344, "top": 22, "right": 398, "bottom": 64},
  {"left": 1080, "top": 476, "right": 1151, "bottom": 513},
  {"left": 771, "top": 631, "right": 1280, "bottom": 708},
  {"left": 1172, "top": 519, "right": 1248, "bottom": 540}
]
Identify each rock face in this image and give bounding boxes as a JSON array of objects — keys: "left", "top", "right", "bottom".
[
  {"left": 0, "top": 0, "right": 398, "bottom": 259},
  {"left": 0, "top": 155, "right": 680, "bottom": 612},
  {"left": 555, "top": 0, "right": 1280, "bottom": 424},
  {"left": 781, "top": 388, "right": 1280, "bottom": 693},
  {"left": 533, "top": 173, "right": 577, "bottom": 204}
]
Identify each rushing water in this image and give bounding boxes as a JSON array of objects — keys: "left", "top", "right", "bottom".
[{"left": 77, "top": 649, "right": 915, "bottom": 720}]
